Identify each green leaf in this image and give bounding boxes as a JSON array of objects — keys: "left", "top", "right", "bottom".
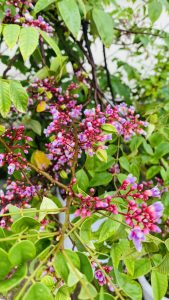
[
  {"left": 148, "top": 0, "right": 162, "bottom": 23},
  {"left": 67, "top": 266, "right": 83, "bottom": 287},
  {"left": 95, "top": 293, "right": 115, "bottom": 300},
  {"left": 111, "top": 240, "right": 130, "bottom": 269},
  {"left": 89, "top": 172, "right": 113, "bottom": 187},
  {"left": 34, "top": 0, "right": 56, "bottom": 14},
  {"left": 77, "top": 252, "right": 94, "bottom": 282},
  {"left": 101, "top": 124, "right": 116, "bottom": 133},
  {"left": 41, "top": 275, "right": 55, "bottom": 289},
  {"left": 76, "top": 169, "right": 89, "bottom": 191},
  {"left": 23, "top": 283, "right": 53, "bottom": 300},
  {"left": 0, "top": 80, "right": 11, "bottom": 118},
  {"left": 40, "top": 31, "right": 61, "bottom": 56},
  {"left": 0, "top": 248, "right": 12, "bottom": 280},
  {"left": 55, "top": 286, "right": 71, "bottom": 300},
  {"left": 9, "top": 80, "right": 28, "bottom": 113},
  {"left": 25, "top": 119, "right": 42, "bottom": 135},
  {"left": 78, "top": 282, "right": 97, "bottom": 299},
  {"left": 146, "top": 165, "right": 161, "bottom": 179},
  {"left": 3, "top": 24, "right": 20, "bottom": 49},
  {"left": 54, "top": 250, "right": 80, "bottom": 283},
  {"left": 92, "top": 8, "right": 113, "bottom": 47},
  {"left": 115, "top": 271, "right": 142, "bottom": 300},
  {"left": 154, "top": 142, "right": 169, "bottom": 158},
  {"left": 151, "top": 270, "right": 168, "bottom": 300},
  {"left": 9, "top": 241, "right": 36, "bottom": 266},
  {"left": 19, "top": 27, "right": 39, "bottom": 61},
  {"left": 39, "top": 196, "right": 59, "bottom": 221},
  {"left": 154, "top": 252, "right": 169, "bottom": 274},
  {"left": 98, "top": 215, "right": 122, "bottom": 242},
  {"left": 132, "top": 258, "right": 151, "bottom": 278},
  {"left": 119, "top": 156, "right": 130, "bottom": 172},
  {"left": 57, "top": 0, "right": 81, "bottom": 38},
  {"left": 0, "top": 264, "right": 27, "bottom": 292},
  {"left": 11, "top": 217, "right": 40, "bottom": 233},
  {"left": 96, "top": 149, "right": 108, "bottom": 163}
]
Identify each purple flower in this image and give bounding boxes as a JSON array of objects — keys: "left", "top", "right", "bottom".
[
  {"left": 126, "top": 174, "right": 137, "bottom": 184},
  {"left": 150, "top": 186, "right": 161, "bottom": 198},
  {"left": 95, "top": 270, "right": 106, "bottom": 285},
  {"left": 8, "top": 163, "right": 15, "bottom": 175},
  {"left": 149, "top": 201, "right": 164, "bottom": 221},
  {"left": 128, "top": 228, "right": 145, "bottom": 252}
]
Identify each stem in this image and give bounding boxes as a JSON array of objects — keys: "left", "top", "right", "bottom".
[{"left": 103, "top": 44, "right": 115, "bottom": 103}]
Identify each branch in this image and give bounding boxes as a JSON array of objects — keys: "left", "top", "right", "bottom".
[
  {"left": 0, "top": 136, "right": 68, "bottom": 192},
  {"left": 2, "top": 53, "right": 20, "bottom": 79},
  {"left": 114, "top": 27, "right": 165, "bottom": 38},
  {"left": 39, "top": 37, "right": 46, "bottom": 67},
  {"left": 103, "top": 44, "right": 115, "bottom": 103}
]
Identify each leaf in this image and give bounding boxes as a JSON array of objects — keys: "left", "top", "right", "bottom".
[
  {"left": 31, "top": 150, "right": 51, "bottom": 170},
  {"left": 154, "top": 251, "right": 169, "bottom": 274},
  {"left": 0, "top": 264, "right": 27, "bottom": 292},
  {"left": 19, "top": 27, "right": 39, "bottom": 61},
  {"left": 98, "top": 215, "right": 122, "bottom": 242},
  {"left": 154, "top": 142, "right": 169, "bottom": 158},
  {"left": 39, "top": 196, "right": 59, "bottom": 221},
  {"left": 23, "top": 283, "right": 53, "bottom": 300},
  {"left": 3, "top": 24, "right": 20, "bottom": 49},
  {"left": 146, "top": 165, "right": 161, "bottom": 180},
  {"left": 55, "top": 286, "right": 71, "bottom": 300},
  {"left": 89, "top": 172, "right": 113, "bottom": 187},
  {"left": 57, "top": 0, "right": 81, "bottom": 38},
  {"left": 0, "top": 248, "right": 12, "bottom": 280},
  {"left": 101, "top": 123, "right": 116, "bottom": 133},
  {"left": 9, "top": 80, "right": 28, "bottom": 113},
  {"left": 132, "top": 258, "right": 151, "bottom": 278},
  {"left": 9, "top": 241, "right": 36, "bottom": 266},
  {"left": 34, "top": 0, "right": 56, "bottom": 14},
  {"left": 78, "top": 282, "right": 97, "bottom": 299},
  {"left": 67, "top": 266, "right": 83, "bottom": 287},
  {"left": 119, "top": 156, "right": 130, "bottom": 172},
  {"left": 151, "top": 270, "right": 168, "bottom": 300},
  {"left": 54, "top": 250, "right": 80, "bottom": 283},
  {"left": 0, "top": 80, "right": 11, "bottom": 117},
  {"left": 148, "top": 0, "right": 163, "bottom": 23},
  {"left": 94, "top": 293, "right": 114, "bottom": 300},
  {"left": 111, "top": 240, "right": 130, "bottom": 269},
  {"left": 27, "top": 119, "right": 42, "bottom": 135},
  {"left": 96, "top": 149, "right": 108, "bottom": 163},
  {"left": 115, "top": 271, "right": 142, "bottom": 300},
  {"left": 92, "top": 8, "right": 113, "bottom": 47},
  {"left": 40, "top": 31, "right": 61, "bottom": 56},
  {"left": 77, "top": 252, "right": 94, "bottom": 282},
  {"left": 36, "top": 101, "right": 46, "bottom": 112},
  {"left": 76, "top": 169, "right": 89, "bottom": 191},
  {"left": 11, "top": 216, "right": 40, "bottom": 233}
]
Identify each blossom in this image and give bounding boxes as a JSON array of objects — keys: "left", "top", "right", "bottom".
[
  {"left": 128, "top": 228, "right": 146, "bottom": 252},
  {"left": 8, "top": 163, "right": 15, "bottom": 175}
]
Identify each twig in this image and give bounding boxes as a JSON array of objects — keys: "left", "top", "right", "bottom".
[
  {"left": 39, "top": 37, "right": 46, "bottom": 67},
  {"left": 2, "top": 53, "right": 19, "bottom": 79},
  {"left": 103, "top": 44, "right": 115, "bottom": 103}
]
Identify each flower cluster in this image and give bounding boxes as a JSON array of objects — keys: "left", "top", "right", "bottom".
[
  {"left": 42, "top": 84, "right": 147, "bottom": 176},
  {"left": 0, "top": 126, "right": 32, "bottom": 175},
  {"left": 0, "top": 180, "right": 41, "bottom": 206},
  {"left": 74, "top": 174, "right": 164, "bottom": 251},
  {"left": 4, "top": 1, "right": 53, "bottom": 34},
  {"left": 92, "top": 262, "right": 113, "bottom": 290},
  {"left": 105, "top": 103, "right": 148, "bottom": 141},
  {"left": 74, "top": 188, "right": 118, "bottom": 218},
  {"left": 28, "top": 77, "right": 62, "bottom": 105}
]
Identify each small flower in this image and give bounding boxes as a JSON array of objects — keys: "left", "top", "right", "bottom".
[
  {"left": 8, "top": 163, "right": 15, "bottom": 175},
  {"left": 126, "top": 174, "right": 137, "bottom": 184},
  {"left": 128, "top": 228, "right": 145, "bottom": 252}
]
